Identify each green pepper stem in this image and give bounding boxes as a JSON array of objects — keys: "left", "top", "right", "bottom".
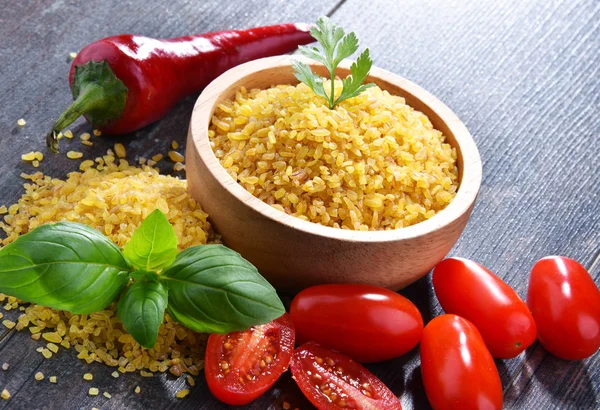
[{"left": 46, "top": 84, "right": 106, "bottom": 153}]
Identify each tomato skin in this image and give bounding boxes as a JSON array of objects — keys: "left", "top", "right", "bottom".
[
  {"left": 420, "top": 314, "right": 503, "bottom": 410},
  {"left": 204, "top": 314, "right": 295, "bottom": 405},
  {"left": 290, "top": 284, "right": 423, "bottom": 362},
  {"left": 432, "top": 257, "right": 536, "bottom": 358},
  {"left": 290, "top": 342, "right": 402, "bottom": 410},
  {"left": 527, "top": 256, "right": 600, "bottom": 360}
]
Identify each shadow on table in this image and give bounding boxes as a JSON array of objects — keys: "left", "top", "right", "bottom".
[{"left": 532, "top": 352, "right": 599, "bottom": 410}]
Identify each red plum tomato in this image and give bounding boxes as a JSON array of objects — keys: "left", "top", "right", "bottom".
[
  {"left": 290, "top": 284, "right": 423, "bottom": 362},
  {"left": 432, "top": 257, "right": 536, "bottom": 358},
  {"left": 204, "top": 313, "right": 295, "bottom": 405},
  {"left": 528, "top": 256, "right": 600, "bottom": 360},
  {"left": 290, "top": 342, "right": 402, "bottom": 410},
  {"left": 420, "top": 314, "right": 503, "bottom": 410}
]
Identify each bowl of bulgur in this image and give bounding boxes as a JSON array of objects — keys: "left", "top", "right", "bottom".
[{"left": 186, "top": 55, "right": 481, "bottom": 290}]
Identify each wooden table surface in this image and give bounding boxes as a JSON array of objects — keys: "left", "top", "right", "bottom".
[{"left": 1, "top": 0, "right": 598, "bottom": 409}]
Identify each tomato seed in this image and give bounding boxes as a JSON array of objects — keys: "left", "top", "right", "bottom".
[
  {"left": 259, "top": 360, "right": 266, "bottom": 368},
  {"left": 265, "top": 355, "right": 273, "bottom": 364},
  {"left": 315, "top": 356, "right": 323, "bottom": 364}
]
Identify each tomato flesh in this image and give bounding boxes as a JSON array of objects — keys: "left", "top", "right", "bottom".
[
  {"left": 528, "top": 256, "right": 600, "bottom": 360},
  {"left": 204, "top": 313, "right": 295, "bottom": 405},
  {"left": 420, "top": 314, "right": 503, "bottom": 410},
  {"left": 290, "top": 342, "right": 402, "bottom": 410},
  {"left": 290, "top": 284, "right": 423, "bottom": 362},
  {"left": 432, "top": 257, "right": 536, "bottom": 358}
]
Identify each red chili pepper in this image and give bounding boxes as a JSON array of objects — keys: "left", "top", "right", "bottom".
[{"left": 46, "top": 23, "right": 313, "bottom": 152}]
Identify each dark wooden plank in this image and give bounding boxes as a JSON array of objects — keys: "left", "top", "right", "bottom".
[
  {"left": 1, "top": 0, "right": 599, "bottom": 409},
  {"left": 329, "top": 0, "right": 600, "bottom": 408}
]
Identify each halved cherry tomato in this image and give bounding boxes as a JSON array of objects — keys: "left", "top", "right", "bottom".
[
  {"left": 204, "top": 313, "right": 295, "bottom": 405},
  {"left": 528, "top": 256, "right": 600, "bottom": 360},
  {"left": 432, "top": 257, "right": 536, "bottom": 358},
  {"left": 420, "top": 314, "right": 503, "bottom": 410},
  {"left": 290, "top": 284, "right": 423, "bottom": 362},
  {"left": 290, "top": 342, "right": 402, "bottom": 409}
]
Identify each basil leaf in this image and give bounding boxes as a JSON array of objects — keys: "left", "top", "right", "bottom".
[
  {"left": 160, "top": 245, "right": 285, "bottom": 334},
  {"left": 123, "top": 209, "right": 178, "bottom": 271},
  {"left": 0, "top": 222, "right": 130, "bottom": 314},
  {"left": 117, "top": 271, "right": 168, "bottom": 348}
]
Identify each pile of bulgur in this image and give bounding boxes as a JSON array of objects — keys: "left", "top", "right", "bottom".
[
  {"left": 210, "top": 81, "right": 459, "bottom": 230},
  {"left": 0, "top": 149, "right": 215, "bottom": 378}
]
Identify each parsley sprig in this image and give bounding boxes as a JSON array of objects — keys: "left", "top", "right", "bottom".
[{"left": 293, "top": 17, "right": 375, "bottom": 109}]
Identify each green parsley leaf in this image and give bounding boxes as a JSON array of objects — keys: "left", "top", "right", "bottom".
[
  {"left": 293, "top": 16, "right": 374, "bottom": 109},
  {"left": 292, "top": 61, "right": 328, "bottom": 101},
  {"left": 334, "top": 49, "right": 376, "bottom": 106},
  {"left": 117, "top": 271, "right": 168, "bottom": 348},
  {"left": 123, "top": 209, "right": 178, "bottom": 271}
]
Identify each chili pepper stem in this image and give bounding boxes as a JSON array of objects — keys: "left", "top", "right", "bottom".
[{"left": 46, "top": 84, "right": 105, "bottom": 152}]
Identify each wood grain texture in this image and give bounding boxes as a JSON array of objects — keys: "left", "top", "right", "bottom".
[
  {"left": 0, "top": 0, "right": 598, "bottom": 409},
  {"left": 187, "top": 54, "right": 481, "bottom": 290}
]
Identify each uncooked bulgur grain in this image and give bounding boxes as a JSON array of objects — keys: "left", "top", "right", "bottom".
[
  {"left": 0, "top": 155, "right": 215, "bottom": 377},
  {"left": 210, "top": 81, "right": 459, "bottom": 230}
]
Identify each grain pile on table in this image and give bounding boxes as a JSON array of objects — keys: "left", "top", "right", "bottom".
[
  {"left": 210, "top": 81, "right": 459, "bottom": 230},
  {"left": 0, "top": 151, "right": 216, "bottom": 377}
]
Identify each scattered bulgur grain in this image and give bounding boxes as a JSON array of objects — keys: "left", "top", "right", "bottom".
[
  {"left": 34, "top": 371, "right": 44, "bottom": 381},
  {"left": 103, "top": 392, "right": 112, "bottom": 399},
  {"left": 49, "top": 376, "right": 57, "bottom": 383},
  {"left": 17, "top": 118, "right": 26, "bottom": 127},
  {"left": 111, "top": 371, "right": 119, "bottom": 378},
  {"left": 151, "top": 154, "right": 163, "bottom": 161},
  {"left": 56, "top": 132, "right": 63, "bottom": 139},
  {"left": 63, "top": 130, "right": 73, "bottom": 139},
  {"left": 66, "top": 151, "right": 83, "bottom": 159},
  {"left": 140, "top": 370, "right": 153, "bottom": 377},
  {"left": 175, "top": 389, "right": 190, "bottom": 399},
  {"left": 47, "top": 343, "right": 59, "bottom": 353},
  {"left": 34, "top": 152, "right": 44, "bottom": 161},
  {"left": 80, "top": 133, "right": 91, "bottom": 141},
  {"left": 173, "top": 162, "right": 185, "bottom": 172},
  {"left": 83, "top": 373, "right": 93, "bottom": 381},
  {"left": 82, "top": 140, "right": 94, "bottom": 147},
  {"left": 32, "top": 160, "right": 40, "bottom": 168},
  {"left": 0, "top": 160, "right": 214, "bottom": 377},
  {"left": 93, "top": 129, "right": 102, "bottom": 136},
  {"left": 186, "top": 375, "right": 195, "bottom": 387},
  {"left": 114, "top": 143, "right": 126, "bottom": 158},
  {"left": 171, "top": 140, "right": 179, "bottom": 149},
  {"left": 88, "top": 387, "right": 99, "bottom": 396},
  {"left": 21, "top": 152, "right": 36, "bottom": 161},
  {"left": 69, "top": 52, "right": 77, "bottom": 59},
  {"left": 134, "top": 386, "right": 141, "bottom": 394},
  {"left": 1, "top": 363, "right": 8, "bottom": 371},
  {"left": 42, "top": 332, "right": 62, "bottom": 343},
  {"left": 0, "top": 205, "right": 6, "bottom": 214},
  {"left": 41, "top": 349, "right": 52, "bottom": 359},
  {"left": 1, "top": 389, "right": 10, "bottom": 400},
  {"left": 2, "top": 320, "right": 15, "bottom": 329},
  {"left": 168, "top": 150, "right": 184, "bottom": 162},
  {"left": 36, "top": 347, "right": 44, "bottom": 353},
  {"left": 31, "top": 333, "right": 41, "bottom": 340}
]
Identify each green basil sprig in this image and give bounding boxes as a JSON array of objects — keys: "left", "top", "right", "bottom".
[{"left": 0, "top": 209, "right": 285, "bottom": 347}]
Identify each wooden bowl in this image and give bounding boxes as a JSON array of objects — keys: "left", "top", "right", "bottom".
[{"left": 186, "top": 55, "right": 482, "bottom": 291}]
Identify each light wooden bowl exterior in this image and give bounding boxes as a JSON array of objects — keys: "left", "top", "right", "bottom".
[{"left": 186, "top": 55, "right": 482, "bottom": 291}]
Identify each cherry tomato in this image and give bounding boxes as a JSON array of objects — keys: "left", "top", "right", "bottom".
[
  {"left": 420, "top": 314, "right": 503, "bottom": 410},
  {"left": 528, "top": 256, "right": 600, "bottom": 360},
  {"left": 290, "top": 342, "right": 402, "bottom": 410},
  {"left": 432, "top": 257, "right": 536, "bottom": 358},
  {"left": 290, "top": 284, "right": 423, "bottom": 363},
  {"left": 204, "top": 313, "right": 295, "bottom": 405}
]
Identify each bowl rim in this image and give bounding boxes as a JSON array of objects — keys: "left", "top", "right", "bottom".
[{"left": 189, "top": 55, "right": 482, "bottom": 242}]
